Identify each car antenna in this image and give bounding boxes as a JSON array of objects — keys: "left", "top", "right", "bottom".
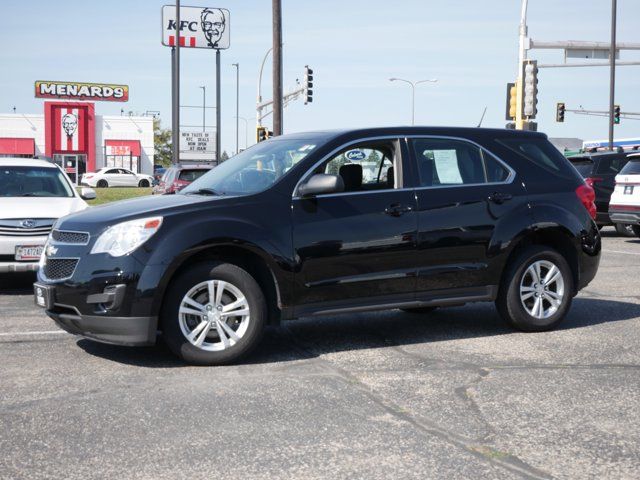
[{"left": 476, "top": 106, "right": 487, "bottom": 128}]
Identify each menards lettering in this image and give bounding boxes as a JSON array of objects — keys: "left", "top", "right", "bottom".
[{"left": 39, "top": 83, "right": 124, "bottom": 98}]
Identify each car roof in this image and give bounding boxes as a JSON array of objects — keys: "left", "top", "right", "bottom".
[
  {"left": 0, "top": 158, "right": 58, "bottom": 168},
  {"left": 573, "top": 151, "right": 633, "bottom": 161}
]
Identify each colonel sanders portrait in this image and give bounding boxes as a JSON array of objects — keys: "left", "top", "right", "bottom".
[
  {"left": 62, "top": 113, "right": 78, "bottom": 137},
  {"left": 201, "top": 8, "right": 226, "bottom": 48}
]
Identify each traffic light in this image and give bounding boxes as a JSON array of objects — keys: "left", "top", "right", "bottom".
[
  {"left": 506, "top": 82, "right": 517, "bottom": 120},
  {"left": 556, "top": 102, "right": 565, "bottom": 123},
  {"left": 304, "top": 65, "right": 313, "bottom": 104},
  {"left": 522, "top": 60, "right": 539, "bottom": 118},
  {"left": 614, "top": 105, "right": 621, "bottom": 124},
  {"left": 256, "top": 126, "right": 269, "bottom": 143}
]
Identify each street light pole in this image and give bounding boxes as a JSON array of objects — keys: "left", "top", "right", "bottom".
[
  {"left": 199, "top": 86, "right": 206, "bottom": 132},
  {"left": 234, "top": 116, "right": 249, "bottom": 149},
  {"left": 608, "top": 0, "right": 617, "bottom": 151},
  {"left": 516, "top": 0, "right": 529, "bottom": 130},
  {"left": 389, "top": 78, "right": 438, "bottom": 125},
  {"left": 232, "top": 63, "right": 239, "bottom": 154},
  {"left": 272, "top": 0, "right": 283, "bottom": 136}
]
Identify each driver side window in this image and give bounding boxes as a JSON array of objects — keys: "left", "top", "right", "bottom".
[{"left": 319, "top": 141, "right": 399, "bottom": 193}]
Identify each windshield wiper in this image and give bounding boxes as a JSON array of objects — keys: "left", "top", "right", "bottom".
[{"left": 186, "top": 188, "right": 223, "bottom": 196}]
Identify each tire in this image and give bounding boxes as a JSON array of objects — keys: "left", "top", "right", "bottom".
[
  {"left": 138, "top": 179, "right": 150, "bottom": 188},
  {"left": 96, "top": 179, "right": 108, "bottom": 188},
  {"left": 615, "top": 223, "right": 636, "bottom": 237},
  {"left": 633, "top": 225, "right": 640, "bottom": 238},
  {"left": 161, "top": 262, "right": 267, "bottom": 365},
  {"left": 401, "top": 306, "right": 438, "bottom": 314},
  {"left": 496, "top": 245, "right": 574, "bottom": 332}
]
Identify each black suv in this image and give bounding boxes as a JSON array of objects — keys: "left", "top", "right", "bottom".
[
  {"left": 34, "top": 128, "right": 601, "bottom": 365},
  {"left": 568, "top": 151, "right": 635, "bottom": 235}
]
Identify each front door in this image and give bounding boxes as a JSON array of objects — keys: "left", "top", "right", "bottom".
[
  {"left": 292, "top": 139, "right": 418, "bottom": 312},
  {"left": 409, "top": 137, "right": 530, "bottom": 294}
]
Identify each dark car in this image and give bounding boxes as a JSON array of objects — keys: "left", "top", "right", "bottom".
[
  {"left": 34, "top": 127, "right": 601, "bottom": 365},
  {"left": 152, "top": 165, "right": 214, "bottom": 195},
  {"left": 568, "top": 151, "right": 635, "bottom": 235}
]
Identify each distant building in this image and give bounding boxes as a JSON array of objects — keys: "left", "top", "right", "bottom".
[{"left": 548, "top": 137, "right": 584, "bottom": 152}]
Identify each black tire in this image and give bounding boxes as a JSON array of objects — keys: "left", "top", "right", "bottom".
[
  {"left": 96, "top": 179, "right": 108, "bottom": 188},
  {"left": 401, "top": 306, "right": 438, "bottom": 314},
  {"left": 138, "top": 179, "right": 150, "bottom": 188},
  {"left": 496, "top": 245, "right": 574, "bottom": 332},
  {"left": 615, "top": 223, "right": 636, "bottom": 237},
  {"left": 161, "top": 262, "right": 267, "bottom": 365},
  {"left": 633, "top": 225, "right": 640, "bottom": 238}
]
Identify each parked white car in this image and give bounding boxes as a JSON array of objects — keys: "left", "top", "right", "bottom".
[
  {"left": 610, "top": 154, "right": 640, "bottom": 238},
  {"left": 80, "top": 167, "right": 154, "bottom": 188},
  {"left": 0, "top": 158, "right": 94, "bottom": 273}
]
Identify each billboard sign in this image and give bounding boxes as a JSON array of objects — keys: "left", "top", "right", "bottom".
[
  {"left": 180, "top": 131, "right": 215, "bottom": 156},
  {"left": 35, "top": 81, "right": 129, "bottom": 102},
  {"left": 161, "top": 5, "right": 230, "bottom": 49}
]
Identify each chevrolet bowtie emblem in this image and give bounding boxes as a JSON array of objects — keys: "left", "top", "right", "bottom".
[{"left": 46, "top": 245, "right": 58, "bottom": 257}]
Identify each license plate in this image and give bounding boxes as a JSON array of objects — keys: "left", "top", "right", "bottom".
[
  {"left": 624, "top": 185, "right": 634, "bottom": 195},
  {"left": 34, "top": 283, "right": 55, "bottom": 309},
  {"left": 15, "top": 245, "right": 44, "bottom": 261}
]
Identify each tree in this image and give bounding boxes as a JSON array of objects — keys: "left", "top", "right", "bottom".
[
  {"left": 153, "top": 118, "right": 172, "bottom": 167},
  {"left": 220, "top": 150, "right": 230, "bottom": 161}
]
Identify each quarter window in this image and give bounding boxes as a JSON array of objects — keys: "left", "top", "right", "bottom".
[{"left": 411, "top": 138, "right": 510, "bottom": 187}]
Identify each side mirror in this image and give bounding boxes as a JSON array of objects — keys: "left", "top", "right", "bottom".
[
  {"left": 298, "top": 174, "right": 344, "bottom": 197},
  {"left": 80, "top": 187, "right": 97, "bottom": 200}
]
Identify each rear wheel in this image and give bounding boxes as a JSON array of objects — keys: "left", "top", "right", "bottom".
[
  {"left": 96, "top": 179, "right": 108, "bottom": 188},
  {"left": 633, "top": 225, "right": 640, "bottom": 238},
  {"left": 497, "top": 245, "right": 573, "bottom": 332},
  {"left": 162, "top": 262, "right": 267, "bottom": 365},
  {"left": 615, "top": 223, "right": 636, "bottom": 237},
  {"left": 138, "top": 179, "right": 150, "bottom": 187}
]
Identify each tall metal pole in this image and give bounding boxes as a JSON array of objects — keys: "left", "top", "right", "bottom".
[
  {"left": 515, "top": 0, "right": 529, "bottom": 130},
  {"left": 232, "top": 63, "right": 239, "bottom": 154},
  {"left": 256, "top": 47, "right": 273, "bottom": 130},
  {"left": 200, "top": 86, "right": 206, "bottom": 132},
  {"left": 608, "top": 0, "right": 617, "bottom": 151},
  {"left": 172, "top": 0, "right": 181, "bottom": 164},
  {"left": 171, "top": 47, "right": 176, "bottom": 164},
  {"left": 216, "top": 49, "right": 222, "bottom": 162},
  {"left": 410, "top": 83, "right": 416, "bottom": 125},
  {"left": 272, "top": 0, "right": 283, "bottom": 136}
]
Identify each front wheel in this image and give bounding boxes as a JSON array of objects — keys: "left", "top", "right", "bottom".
[
  {"left": 615, "top": 223, "right": 636, "bottom": 237},
  {"left": 632, "top": 225, "right": 640, "bottom": 238},
  {"left": 496, "top": 246, "right": 573, "bottom": 332},
  {"left": 162, "top": 262, "right": 267, "bottom": 365}
]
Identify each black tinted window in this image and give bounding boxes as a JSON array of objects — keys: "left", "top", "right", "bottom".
[
  {"left": 178, "top": 169, "right": 209, "bottom": 182},
  {"left": 620, "top": 159, "right": 640, "bottom": 175},
  {"left": 498, "top": 137, "right": 565, "bottom": 173},
  {"left": 411, "top": 138, "right": 509, "bottom": 187},
  {"left": 595, "top": 157, "right": 627, "bottom": 175},
  {"left": 569, "top": 158, "right": 594, "bottom": 177}
]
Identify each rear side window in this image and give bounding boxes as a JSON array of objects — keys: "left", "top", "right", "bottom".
[
  {"left": 498, "top": 137, "right": 568, "bottom": 174},
  {"left": 620, "top": 159, "right": 640, "bottom": 175},
  {"left": 569, "top": 158, "right": 594, "bottom": 177},
  {"left": 411, "top": 138, "right": 510, "bottom": 187},
  {"left": 178, "top": 169, "right": 209, "bottom": 182},
  {"left": 595, "top": 157, "right": 628, "bottom": 175}
]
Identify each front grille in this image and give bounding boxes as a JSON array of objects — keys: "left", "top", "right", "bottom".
[
  {"left": 51, "top": 230, "right": 90, "bottom": 244},
  {"left": 0, "top": 219, "right": 55, "bottom": 237},
  {"left": 43, "top": 258, "right": 78, "bottom": 280}
]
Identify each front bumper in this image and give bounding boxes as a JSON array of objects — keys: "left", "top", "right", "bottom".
[
  {"left": 0, "top": 261, "right": 38, "bottom": 273},
  {"left": 48, "top": 309, "right": 156, "bottom": 346},
  {"left": 610, "top": 211, "right": 640, "bottom": 225}
]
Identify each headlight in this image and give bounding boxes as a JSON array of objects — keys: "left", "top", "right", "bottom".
[{"left": 91, "top": 217, "right": 163, "bottom": 257}]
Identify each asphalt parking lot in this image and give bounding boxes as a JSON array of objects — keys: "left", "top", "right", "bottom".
[{"left": 1, "top": 228, "right": 639, "bottom": 480}]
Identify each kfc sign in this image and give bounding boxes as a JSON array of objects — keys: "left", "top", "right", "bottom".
[
  {"left": 161, "top": 6, "right": 230, "bottom": 49},
  {"left": 35, "top": 81, "right": 129, "bottom": 102}
]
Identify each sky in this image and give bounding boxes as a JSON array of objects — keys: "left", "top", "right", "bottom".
[{"left": 2, "top": 0, "right": 639, "bottom": 155}]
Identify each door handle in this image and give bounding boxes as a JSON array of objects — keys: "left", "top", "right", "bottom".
[
  {"left": 488, "top": 192, "right": 513, "bottom": 204},
  {"left": 384, "top": 204, "right": 413, "bottom": 217}
]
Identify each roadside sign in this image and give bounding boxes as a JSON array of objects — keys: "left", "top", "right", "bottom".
[
  {"left": 161, "top": 5, "right": 230, "bottom": 49},
  {"left": 35, "top": 81, "right": 129, "bottom": 102},
  {"left": 180, "top": 131, "right": 215, "bottom": 154}
]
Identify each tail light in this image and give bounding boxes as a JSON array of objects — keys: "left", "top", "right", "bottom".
[
  {"left": 584, "top": 177, "right": 602, "bottom": 188},
  {"left": 575, "top": 184, "right": 596, "bottom": 220}
]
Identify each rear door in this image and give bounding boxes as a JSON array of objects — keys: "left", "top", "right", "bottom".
[
  {"left": 593, "top": 155, "right": 629, "bottom": 216},
  {"left": 409, "top": 137, "right": 528, "bottom": 294},
  {"left": 292, "top": 138, "right": 418, "bottom": 310}
]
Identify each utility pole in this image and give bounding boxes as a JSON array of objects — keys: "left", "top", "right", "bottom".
[
  {"left": 232, "top": 63, "right": 239, "bottom": 154},
  {"left": 172, "top": 0, "right": 181, "bottom": 163},
  {"left": 515, "top": 0, "right": 529, "bottom": 130},
  {"left": 272, "top": 0, "right": 283, "bottom": 136},
  {"left": 216, "top": 50, "right": 221, "bottom": 162},
  {"left": 608, "top": 0, "right": 617, "bottom": 151}
]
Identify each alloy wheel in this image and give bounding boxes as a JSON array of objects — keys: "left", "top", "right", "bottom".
[
  {"left": 178, "top": 280, "right": 250, "bottom": 351},
  {"left": 519, "top": 260, "right": 565, "bottom": 319}
]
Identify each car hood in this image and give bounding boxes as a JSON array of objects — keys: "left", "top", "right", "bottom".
[
  {"left": 0, "top": 197, "right": 88, "bottom": 220},
  {"left": 57, "top": 193, "right": 229, "bottom": 232}
]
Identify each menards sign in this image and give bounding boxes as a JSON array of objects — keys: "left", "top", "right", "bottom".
[{"left": 34, "top": 81, "right": 129, "bottom": 102}]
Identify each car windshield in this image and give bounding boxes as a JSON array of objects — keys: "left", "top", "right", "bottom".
[
  {"left": 620, "top": 159, "right": 640, "bottom": 175},
  {"left": 181, "top": 138, "right": 318, "bottom": 196},
  {"left": 0, "top": 166, "right": 74, "bottom": 198}
]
